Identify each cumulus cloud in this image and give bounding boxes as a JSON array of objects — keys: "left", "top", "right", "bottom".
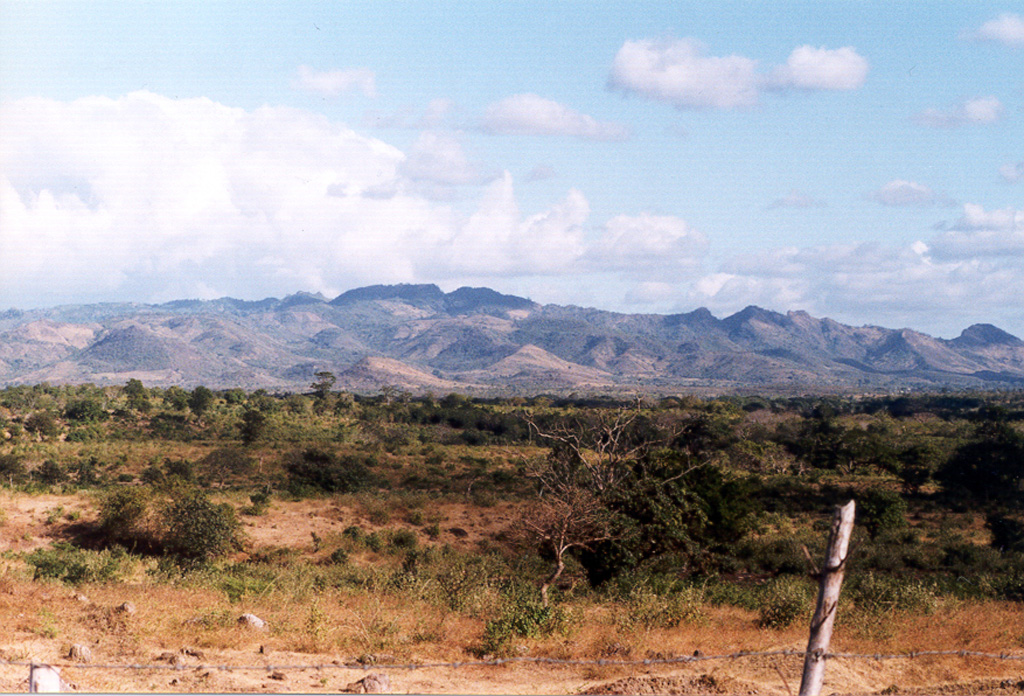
[
  {"left": 929, "top": 204, "right": 1024, "bottom": 259},
  {"left": 1000, "top": 161, "right": 1024, "bottom": 183},
  {"left": 584, "top": 213, "right": 708, "bottom": 278},
  {"left": 870, "top": 180, "right": 938, "bottom": 207},
  {"left": 428, "top": 172, "right": 590, "bottom": 276},
  {"left": 399, "top": 131, "right": 495, "bottom": 187},
  {"left": 608, "top": 38, "right": 867, "bottom": 110},
  {"left": 767, "top": 189, "right": 826, "bottom": 209},
  {"left": 481, "top": 94, "right": 629, "bottom": 141},
  {"left": 767, "top": 45, "right": 868, "bottom": 91},
  {"left": 0, "top": 92, "right": 596, "bottom": 307},
  {"left": 293, "top": 65, "right": 377, "bottom": 97},
  {"left": 971, "top": 13, "right": 1024, "bottom": 47},
  {"left": 684, "top": 238, "right": 1024, "bottom": 336},
  {"left": 608, "top": 38, "right": 761, "bottom": 109},
  {"left": 915, "top": 96, "right": 1003, "bottom": 128}
]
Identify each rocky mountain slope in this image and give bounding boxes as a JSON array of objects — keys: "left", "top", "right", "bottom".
[{"left": 1, "top": 285, "right": 1022, "bottom": 393}]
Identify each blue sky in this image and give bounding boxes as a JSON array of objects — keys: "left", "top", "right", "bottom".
[{"left": 1, "top": 1, "right": 1022, "bottom": 338}]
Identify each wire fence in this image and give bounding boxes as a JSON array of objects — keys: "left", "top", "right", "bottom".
[{"left": 5, "top": 646, "right": 1024, "bottom": 674}]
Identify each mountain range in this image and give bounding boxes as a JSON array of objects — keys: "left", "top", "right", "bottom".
[{"left": 2, "top": 284, "right": 1023, "bottom": 394}]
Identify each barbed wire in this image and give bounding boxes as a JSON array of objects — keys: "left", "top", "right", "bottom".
[{"left": 3, "top": 647, "right": 1024, "bottom": 674}]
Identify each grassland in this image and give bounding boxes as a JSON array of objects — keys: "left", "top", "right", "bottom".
[{"left": 1, "top": 384, "right": 1023, "bottom": 693}]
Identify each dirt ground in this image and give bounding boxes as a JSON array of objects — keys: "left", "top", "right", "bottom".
[{"left": 1, "top": 491, "right": 1023, "bottom": 694}]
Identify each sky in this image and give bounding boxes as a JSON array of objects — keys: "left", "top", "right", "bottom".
[{"left": 0, "top": 1, "right": 1022, "bottom": 338}]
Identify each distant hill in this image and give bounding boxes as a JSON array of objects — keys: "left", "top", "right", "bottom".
[{"left": 2, "top": 284, "right": 1023, "bottom": 394}]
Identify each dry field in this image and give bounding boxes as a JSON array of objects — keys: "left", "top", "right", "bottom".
[{"left": 1, "top": 491, "right": 1023, "bottom": 695}]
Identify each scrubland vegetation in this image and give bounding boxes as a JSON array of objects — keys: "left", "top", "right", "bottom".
[{"left": 1, "top": 380, "right": 1023, "bottom": 693}]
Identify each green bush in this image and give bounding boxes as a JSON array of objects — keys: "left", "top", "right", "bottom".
[
  {"left": 849, "top": 572, "right": 937, "bottom": 615},
  {"left": 64, "top": 398, "right": 106, "bottom": 423},
  {"left": 162, "top": 490, "right": 241, "bottom": 562},
  {"left": 99, "top": 487, "right": 153, "bottom": 546},
  {"left": 286, "top": 447, "right": 376, "bottom": 494},
  {"left": 618, "top": 581, "right": 705, "bottom": 629},
  {"left": 365, "top": 532, "right": 384, "bottom": 552},
  {"left": 241, "top": 489, "right": 271, "bottom": 516},
  {"left": 0, "top": 454, "right": 27, "bottom": 485},
  {"left": 858, "top": 489, "right": 907, "bottom": 539},
  {"left": 757, "top": 576, "right": 814, "bottom": 629},
  {"left": 480, "top": 586, "right": 558, "bottom": 655},
  {"left": 389, "top": 529, "right": 418, "bottom": 550},
  {"left": 32, "top": 459, "right": 67, "bottom": 485},
  {"left": 24, "top": 411, "right": 59, "bottom": 437},
  {"left": 987, "top": 512, "right": 1024, "bottom": 554},
  {"left": 27, "top": 542, "right": 132, "bottom": 584}
]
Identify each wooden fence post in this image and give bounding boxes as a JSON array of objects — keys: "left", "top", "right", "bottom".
[
  {"left": 29, "top": 663, "right": 63, "bottom": 692},
  {"left": 798, "top": 500, "right": 856, "bottom": 696}
]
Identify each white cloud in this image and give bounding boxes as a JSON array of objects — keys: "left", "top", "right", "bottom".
[
  {"left": 768, "top": 189, "right": 826, "bottom": 209},
  {"left": 972, "top": 13, "right": 1024, "bottom": 47},
  {"left": 608, "top": 38, "right": 761, "bottom": 109},
  {"left": 293, "top": 66, "right": 377, "bottom": 97},
  {"left": 0, "top": 92, "right": 595, "bottom": 307},
  {"left": 399, "top": 131, "right": 494, "bottom": 187},
  {"left": 915, "top": 96, "right": 1004, "bottom": 128},
  {"left": 686, "top": 238, "right": 1024, "bottom": 336},
  {"left": 428, "top": 172, "right": 590, "bottom": 276},
  {"left": 929, "top": 204, "right": 1024, "bottom": 259},
  {"left": 768, "top": 46, "right": 868, "bottom": 91},
  {"left": 1000, "top": 161, "right": 1024, "bottom": 183},
  {"left": 950, "top": 203, "right": 1024, "bottom": 232},
  {"left": 585, "top": 213, "right": 709, "bottom": 278},
  {"left": 608, "top": 38, "right": 867, "bottom": 111},
  {"left": 481, "top": 94, "right": 629, "bottom": 141},
  {"left": 870, "top": 180, "right": 937, "bottom": 207}
]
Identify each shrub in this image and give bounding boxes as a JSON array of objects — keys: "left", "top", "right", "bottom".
[
  {"left": 162, "top": 490, "right": 241, "bottom": 561},
  {"left": 849, "top": 572, "right": 937, "bottom": 615},
  {"left": 27, "top": 542, "right": 132, "bottom": 584},
  {"left": 987, "top": 512, "right": 1024, "bottom": 554},
  {"left": 241, "top": 489, "right": 272, "bottom": 516},
  {"left": 757, "top": 576, "right": 814, "bottom": 629},
  {"left": 64, "top": 398, "right": 106, "bottom": 423},
  {"left": 858, "top": 488, "right": 908, "bottom": 539},
  {"left": 286, "top": 447, "right": 376, "bottom": 494},
  {"left": 99, "top": 487, "right": 153, "bottom": 546},
  {"left": 31, "top": 459, "right": 67, "bottom": 486},
  {"left": 329, "top": 548, "right": 349, "bottom": 565},
  {"left": 480, "top": 586, "right": 557, "bottom": 655},
  {"left": 0, "top": 454, "right": 26, "bottom": 485},
  {"left": 389, "top": 529, "right": 418, "bottom": 551},
  {"left": 24, "top": 411, "right": 59, "bottom": 438},
  {"left": 199, "top": 447, "right": 254, "bottom": 486},
  {"left": 618, "top": 581, "right": 705, "bottom": 630}
]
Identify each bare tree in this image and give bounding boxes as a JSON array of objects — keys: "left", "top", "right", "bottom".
[
  {"left": 514, "top": 483, "right": 615, "bottom": 607},
  {"left": 524, "top": 403, "right": 651, "bottom": 495}
]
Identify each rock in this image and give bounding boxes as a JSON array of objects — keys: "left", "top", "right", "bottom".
[
  {"left": 448, "top": 527, "right": 468, "bottom": 538},
  {"left": 73, "top": 593, "right": 90, "bottom": 604},
  {"left": 115, "top": 601, "right": 136, "bottom": 615},
  {"left": 68, "top": 644, "right": 92, "bottom": 662},
  {"left": 268, "top": 671, "right": 286, "bottom": 681},
  {"left": 238, "top": 613, "right": 267, "bottom": 630},
  {"left": 345, "top": 673, "right": 391, "bottom": 694}
]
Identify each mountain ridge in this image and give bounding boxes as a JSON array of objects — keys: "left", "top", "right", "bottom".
[{"left": 1, "top": 285, "right": 1022, "bottom": 394}]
